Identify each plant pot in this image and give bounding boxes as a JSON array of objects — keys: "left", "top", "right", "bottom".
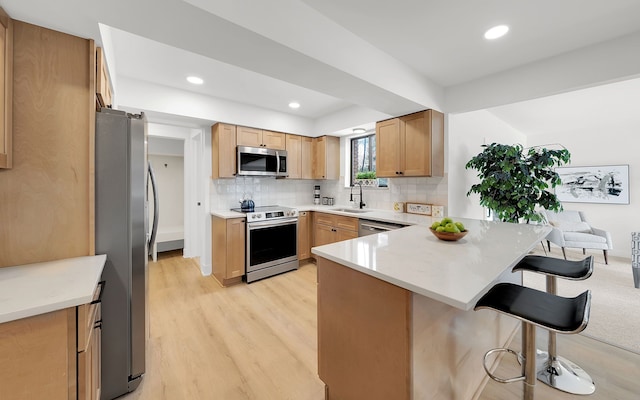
[{"left": 355, "top": 178, "right": 378, "bottom": 187}]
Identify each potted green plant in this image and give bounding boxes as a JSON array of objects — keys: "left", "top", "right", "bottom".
[
  {"left": 355, "top": 171, "right": 378, "bottom": 187},
  {"left": 465, "top": 143, "right": 571, "bottom": 223}
]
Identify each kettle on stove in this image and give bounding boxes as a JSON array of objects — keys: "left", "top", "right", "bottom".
[{"left": 239, "top": 197, "right": 255, "bottom": 212}]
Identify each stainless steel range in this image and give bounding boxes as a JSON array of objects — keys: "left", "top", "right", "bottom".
[{"left": 230, "top": 205, "right": 299, "bottom": 282}]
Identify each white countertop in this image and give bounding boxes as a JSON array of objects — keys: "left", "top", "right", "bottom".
[
  {"left": 0, "top": 255, "right": 106, "bottom": 323},
  {"left": 211, "top": 204, "right": 431, "bottom": 225},
  {"left": 312, "top": 218, "right": 551, "bottom": 311}
]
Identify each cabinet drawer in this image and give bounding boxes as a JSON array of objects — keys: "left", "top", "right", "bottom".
[
  {"left": 335, "top": 215, "right": 358, "bottom": 232},
  {"left": 315, "top": 212, "right": 335, "bottom": 226},
  {"left": 78, "top": 281, "right": 103, "bottom": 352}
]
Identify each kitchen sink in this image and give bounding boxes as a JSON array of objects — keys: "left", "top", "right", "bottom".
[{"left": 331, "top": 208, "right": 370, "bottom": 214}]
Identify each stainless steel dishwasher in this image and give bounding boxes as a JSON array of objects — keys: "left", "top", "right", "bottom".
[{"left": 358, "top": 218, "right": 407, "bottom": 236}]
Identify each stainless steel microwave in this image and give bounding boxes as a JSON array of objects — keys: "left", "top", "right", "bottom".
[{"left": 237, "top": 146, "right": 288, "bottom": 177}]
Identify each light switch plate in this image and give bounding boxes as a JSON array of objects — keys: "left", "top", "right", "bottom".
[{"left": 406, "top": 203, "right": 432, "bottom": 215}]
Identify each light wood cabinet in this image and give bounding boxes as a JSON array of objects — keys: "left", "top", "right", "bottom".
[
  {"left": 0, "top": 20, "right": 95, "bottom": 267},
  {"left": 376, "top": 109, "right": 444, "bottom": 178},
  {"left": 0, "top": 7, "right": 12, "bottom": 169},
  {"left": 95, "top": 47, "right": 112, "bottom": 109},
  {"left": 298, "top": 211, "right": 311, "bottom": 260},
  {"left": 237, "top": 126, "right": 286, "bottom": 150},
  {"left": 0, "top": 282, "right": 102, "bottom": 400},
  {"left": 313, "top": 136, "right": 340, "bottom": 180},
  {"left": 283, "top": 134, "right": 317, "bottom": 180},
  {"left": 77, "top": 283, "right": 102, "bottom": 400},
  {"left": 317, "top": 257, "right": 411, "bottom": 400},
  {"left": 285, "top": 134, "right": 301, "bottom": 179},
  {"left": 212, "top": 216, "right": 246, "bottom": 286},
  {"left": 301, "top": 136, "right": 313, "bottom": 179},
  {"left": 262, "top": 130, "right": 286, "bottom": 149},
  {"left": 313, "top": 212, "right": 358, "bottom": 250},
  {"left": 211, "top": 123, "right": 237, "bottom": 179}
]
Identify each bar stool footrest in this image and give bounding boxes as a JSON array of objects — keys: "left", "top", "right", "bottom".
[{"left": 483, "top": 348, "right": 525, "bottom": 384}]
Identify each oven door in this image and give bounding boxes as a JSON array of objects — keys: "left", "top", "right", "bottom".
[{"left": 246, "top": 217, "right": 298, "bottom": 273}]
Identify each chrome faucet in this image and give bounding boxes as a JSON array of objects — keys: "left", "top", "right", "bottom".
[{"left": 350, "top": 182, "right": 366, "bottom": 209}]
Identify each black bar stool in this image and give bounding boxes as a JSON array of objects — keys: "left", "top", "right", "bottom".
[
  {"left": 475, "top": 283, "right": 591, "bottom": 400},
  {"left": 513, "top": 255, "right": 595, "bottom": 395}
]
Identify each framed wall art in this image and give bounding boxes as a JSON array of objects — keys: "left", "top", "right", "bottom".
[{"left": 555, "top": 164, "right": 630, "bottom": 204}]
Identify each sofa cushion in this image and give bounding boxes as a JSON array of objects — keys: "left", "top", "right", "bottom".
[{"left": 550, "top": 221, "right": 593, "bottom": 233}]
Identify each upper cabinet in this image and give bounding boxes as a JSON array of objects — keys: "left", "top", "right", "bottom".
[
  {"left": 376, "top": 109, "right": 444, "bottom": 178},
  {"left": 211, "top": 123, "right": 336, "bottom": 180},
  {"left": 237, "top": 126, "right": 285, "bottom": 150},
  {"left": 285, "top": 134, "right": 301, "bottom": 179},
  {"left": 95, "top": 47, "right": 112, "bottom": 109},
  {"left": 0, "top": 7, "right": 13, "bottom": 169},
  {"left": 301, "top": 136, "right": 313, "bottom": 179},
  {"left": 211, "top": 123, "right": 237, "bottom": 179},
  {"left": 313, "top": 136, "right": 340, "bottom": 180}
]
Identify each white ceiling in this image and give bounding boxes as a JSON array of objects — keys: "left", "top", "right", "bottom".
[{"left": 3, "top": 0, "right": 640, "bottom": 134}]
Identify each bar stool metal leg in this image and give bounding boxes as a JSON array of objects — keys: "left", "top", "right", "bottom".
[
  {"left": 523, "top": 323, "right": 536, "bottom": 400},
  {"left": 537, "top": 275, "right": 595, "bottom": 395}
]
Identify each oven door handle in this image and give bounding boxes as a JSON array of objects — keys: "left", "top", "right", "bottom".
[{"left": 247, "top": 217, "right": 298, "bottom": 229}]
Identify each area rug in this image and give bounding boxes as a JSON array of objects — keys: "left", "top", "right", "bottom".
[{"left": 525, "top": 247, "right": 640, "bottom": 354}]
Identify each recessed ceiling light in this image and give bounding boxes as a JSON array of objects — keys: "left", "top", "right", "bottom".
[
  {"left": 484, "top": 25, "right": 509, "bottom": 40},
  {"left": 288, "top": 102, "right": 300, "bottom": 109},
  {"left": 186, "top": 76, "right": 204, "bottom": 85},
  {"left": 352, "top": 128, "right": 366, "bottom": 134}
]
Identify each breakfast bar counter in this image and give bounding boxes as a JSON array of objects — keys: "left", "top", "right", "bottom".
[{"left": 312, "top": 218, "right": 550, "bottom": 400}]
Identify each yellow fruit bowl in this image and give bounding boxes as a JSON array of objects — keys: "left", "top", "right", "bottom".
[{"left": 429, "top": 228, "right": 468, "bottom": 241}]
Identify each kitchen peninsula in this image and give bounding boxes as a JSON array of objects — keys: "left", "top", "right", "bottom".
[{"left": 312, "top": 218, "right": 551, "bottom": 400}]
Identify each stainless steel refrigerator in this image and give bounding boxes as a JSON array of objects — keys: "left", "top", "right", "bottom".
[{"left": 95, "top": 108, "right": 158, "bottom": 399}]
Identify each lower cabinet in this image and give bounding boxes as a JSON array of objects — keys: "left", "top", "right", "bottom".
[
  {"left": 0, "top": 283, "right": 102, "bottom": 400},
  {"left": 313, "top": 213, "right": 358, "bottom": 250},
  {"left": 298, "top": 211, "right": 311, "bottom": 260},
  {"left": 212, "top": 216, "right": 246, "bottom": 286},
  {"left": 77, "top": 286, "right": 102, "bottom": 400}
]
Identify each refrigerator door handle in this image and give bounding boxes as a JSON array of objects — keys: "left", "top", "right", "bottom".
[{"left": 148, "top": 161, "right": 159, "bottom": 255}]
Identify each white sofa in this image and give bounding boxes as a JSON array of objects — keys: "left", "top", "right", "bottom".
[{"left": 542, "top": 210, "right": 613, "bottom": 264}]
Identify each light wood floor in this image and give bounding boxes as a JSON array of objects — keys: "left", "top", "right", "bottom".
[{"left": 122, "top": 251, "right": 640, "bottom": 400}]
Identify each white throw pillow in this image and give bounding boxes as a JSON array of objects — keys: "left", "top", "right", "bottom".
[{"left": 550, "top": 221, "right": 593, "bottom": 233}]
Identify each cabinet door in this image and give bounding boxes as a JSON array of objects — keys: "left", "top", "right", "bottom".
[
  {"left": 312, "top": 137, "right": 326, "bottom": 179},
  {"left": 262, "top": 130, "right": 286, "bottom": 150},
  {"left": 226, "top": 218, "right": 246, "bottom": 278},
  {"left": 0, "top": 8, "right": 12, "bottom": 169},
  {"left": 0, "top": 309, "right": 75, "bottom": 399},
  {"left": 298, "top": 211, "right": 311, "bottom": 260},
  {"left": 314, "top": 223, "right": 336, "bottom": 247},
  {"left": 401, "top": 112, "right": 430, "bottom": 176},
  {"left": 211, "top": 123, "right": 237, "bottom": 178},
  {"left": 237, "top": 126, "right": 263, "bottom": 147},
  {"left": 376, "top": 118, "right": 402, "bottom": 177},
  {"left": 78, "top": 324, "right": 98, "bottom": 400},
  {"left": 286, "top": 134, "right": 301, "bottom": 179},
  {"left": 312, "top": 136, "right": 339, "bottom": 179},
  {"left": 335, "top": 216, "right": 358, "bottom": 232},
  {"left": 301, "top": 136, "right": 313, "bottom": 179}
]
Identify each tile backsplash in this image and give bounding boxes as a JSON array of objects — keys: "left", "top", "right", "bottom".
[{"left": 210, "top": 176, "right": 448, "bottom": 212}]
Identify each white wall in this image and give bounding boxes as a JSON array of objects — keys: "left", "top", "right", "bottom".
[
  {"left": 529, "top": 128, "right": 639, "bottom": 259},
  {"left": 149, "top": 155, "right": 185, "bottom": 236},
  {"left": 447, "top": 110, "right": 526, "bottom": 220}
]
